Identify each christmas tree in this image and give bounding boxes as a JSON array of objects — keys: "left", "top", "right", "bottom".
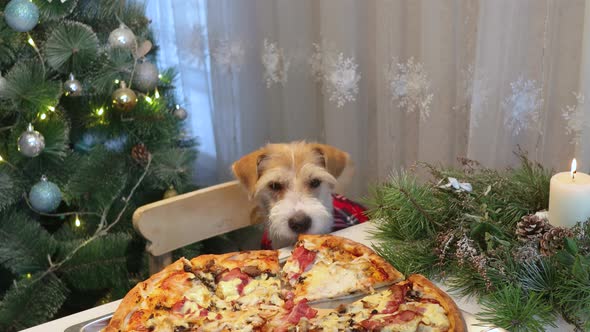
[{"left": 0, "top": 0, "right": 196, "bottom": 330}]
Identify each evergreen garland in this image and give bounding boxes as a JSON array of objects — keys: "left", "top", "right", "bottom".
[
  {"left": 0, "top": 0, "right": 199, "bottom": 329},
  {"left": 366, "top": 155, "right": 590, "bottom": 331}
]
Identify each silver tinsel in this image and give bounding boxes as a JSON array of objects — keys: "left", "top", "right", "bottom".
[
  {"left": 172, "top": 105, "right": 188, "bottom": 120},
  {"left": 17, "top": 123, "right": 45, "bottom": 158},
  {"left": 4, "top": 0, "right": 39, "bottom": 32},
  {"left": 29, "top": 175, "right": 62, "bottom": 213},
  {"left": 133, "top": 60, "right": 159, "bottom": 92},
  {"left": 108, "top": 23, "right": 136, "bottom": 50},
  {"left": 64, "top": 73, "right": 83, "bottom": 97}
]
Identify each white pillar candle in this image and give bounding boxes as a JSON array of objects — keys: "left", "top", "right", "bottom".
[{"left": 548, "top": 159, "right": 590, "bottom": 228}]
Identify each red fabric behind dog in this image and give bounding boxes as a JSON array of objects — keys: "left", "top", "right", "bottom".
[{"left": 261, "top": 194, "right": 368, "bottom": 249}]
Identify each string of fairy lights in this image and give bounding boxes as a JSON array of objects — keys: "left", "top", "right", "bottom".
[{"left": 1, "top": 3, "right": 188, "bottom": 230}]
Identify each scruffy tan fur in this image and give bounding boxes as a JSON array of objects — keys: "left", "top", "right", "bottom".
[{"left": 232, "top": 142, "right": 350, "bottom": 248}]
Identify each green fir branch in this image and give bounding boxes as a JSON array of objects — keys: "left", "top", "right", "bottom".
[
  {"left": 366, "top": 172, "right": 448, "bottom": 241},
  {"left": 150, "top": 148, "right": 197, "bottom": 190},
  {"left": 0, "top": 210, "right": 56, "bottom": 275},
  {"left": 45, "top": 21, "right": 99, "bottom": 74},
  {"left": 477, "top": 285, "right": 557, "bottom": 332},
  {"left": 3, "top": 61, "right": 62, "bottom": 118},
  {"left": 0, "top": 168, "right": 25, "bottom": 211},
  {"left": 0, "top": 20, "right": 21, "bottom": 67},
  {"left": 57, "top": 233, "right": 132, "bottom": 290},
  {"left": 32, "top": 0, "right": 78, "bottom": 21},
  {"left": 372, "top": 238, "right": 438, "bottom": 277},
  {"left": 0, "top": 273, "right": 68, "bottom": 331}
]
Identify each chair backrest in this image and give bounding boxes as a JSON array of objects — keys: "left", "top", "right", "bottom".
[{"left": 132, "top": 180, "right": 257, "bottom": 273}]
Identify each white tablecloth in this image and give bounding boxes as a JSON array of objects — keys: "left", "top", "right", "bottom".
[{"left": 21, "top": 222, "right": 572, "bottom": 331}]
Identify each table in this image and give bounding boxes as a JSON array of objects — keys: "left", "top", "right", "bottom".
[{"left": 22, "top": 222, "right": 572, "bottom": 331}]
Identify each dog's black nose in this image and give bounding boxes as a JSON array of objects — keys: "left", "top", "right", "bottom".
[{"left": 288, "top": 213, "right": 311, "bottom": 233}]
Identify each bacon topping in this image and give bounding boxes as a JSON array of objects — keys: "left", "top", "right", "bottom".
[
  {"left": 284, "top": 291, "right": 296, "bottom": 310},
  {"left": 171, "top": 298, "right": 187, "bottom": 314},
  {"left": 291, "top": 246, "right": 316, "bottom": 275},
  {"left": 381, "top": 284, "right": 409, "bottom": 314},
  {"left": 161, "top": 271, "right": 192, "bottom": 290},
  {"left": 285, "top": 299, "right": 318, "bottom": 324},
  {"left": 360, "top": 310, "right": 418, "bottom": 329},
  {"left": 219, "top": 268, "right": 251, "bottom": 295}
]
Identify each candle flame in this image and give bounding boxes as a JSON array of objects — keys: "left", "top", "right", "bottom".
[{"left": 571, "top": 158, "right": 577, "bottom": 179}]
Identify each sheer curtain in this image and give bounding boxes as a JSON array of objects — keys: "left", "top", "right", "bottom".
[{"left": 147, "top": 0, "right": 588, "bottom": 199}]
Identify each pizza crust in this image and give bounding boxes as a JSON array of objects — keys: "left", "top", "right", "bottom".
[
  {"left": 407, "top": 274, "right": 466, "bottom": 332},
  {"left": 103, "top": 258, "right": 192, "bottom": 332}
]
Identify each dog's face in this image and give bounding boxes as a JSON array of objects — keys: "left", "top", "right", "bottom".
[{"left": 232, "top": 142, "right": 350, "bottom": 247}]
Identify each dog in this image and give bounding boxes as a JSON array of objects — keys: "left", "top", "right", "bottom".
[{"left": 232, "top": 141, "right": 367, "bottom": 249}]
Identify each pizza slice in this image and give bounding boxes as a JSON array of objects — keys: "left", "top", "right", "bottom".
[
  {"left": 104, "top": 257, "right": 216, "bottom": 332},
  {"left": 282, "top": 234, "right": 404, "bottom": 302},
  {"left": 310, "top": 274, "right": 466, "bottom": 332}
]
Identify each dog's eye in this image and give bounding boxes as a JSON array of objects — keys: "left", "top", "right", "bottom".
[
  {"left": 309, "top": 179, "right": 322, "bottom": 189},
  {"left": 268, "top": 182, "right": 283, "bottom": 191}
]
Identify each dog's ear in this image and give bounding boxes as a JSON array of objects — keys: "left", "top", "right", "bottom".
[
  {"left": 311, "top": 143, "right": 350, "bottom": 178},
  {"left": 232, "top": 148, "right": 267, "bottom": 194}
]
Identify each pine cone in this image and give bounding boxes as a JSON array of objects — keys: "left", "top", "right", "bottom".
[
  {"left": 513, "top": 244, "right": 541, "bottom": 263},
  {"left": 516, "top": 214, "right": 551, "bottom": 243},
  {"left": 540, "top": 227, "right": 574, "bottom": 256},
  {"left": 131, "top": 143, "right": 150, "bottom": 164}
]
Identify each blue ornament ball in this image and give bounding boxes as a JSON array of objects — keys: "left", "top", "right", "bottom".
[
  {"left": 29, "top": 176, "right": 62, "bottom": 213},
  {"left": 4, "top": 0, "right": 39, "bottom": 32}
]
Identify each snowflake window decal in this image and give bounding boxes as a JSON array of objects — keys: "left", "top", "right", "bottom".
[
  {"left": 309, "top": 41, "right": 361, "bottom": 108},
  {"left": 211, "top": 39, "right": 245, "bottom": 74},
  {"left": 262, "top": 39, "right": 290, "bottom": 88},
  {"left": 501, "top": 76, "right": 544, "bottom": 136},
  {"left": 386, "top": 57, "right": 434, "bottom": 122},
  {"left": 188, "top": 25, "right": 208, "bottom": 68},
  {"left": 561, "top": 92, "right": 585, "bottom": 145}
]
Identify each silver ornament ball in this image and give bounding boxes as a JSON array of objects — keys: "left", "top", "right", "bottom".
[
  {"left": 29, "top": 175, "right": 62, "bottom": 213},
  {"left": 173, "top": 106, "right": 188, "bottom": 120},
  {"left": 108, "top": 23, "right": 137, "bottom": 50},
  {"left": 4, "top": 0, "right": 39, "bottom": 32},
  {"left": 64, "top": 73, "right": 83, "bottom": 97},
  {"left": 17, "top": 123, "right": 45, "bottom": 158},
  {"left": 134, "top": 61, "right": 159, "bottom": 92}
]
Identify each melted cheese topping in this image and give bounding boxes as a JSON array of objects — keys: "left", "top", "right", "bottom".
[
  {"left": 216, "top": 278, "right": 242, "bottom": 301},
  {"left": 303, "top": 263, "right": 365, "bottom": 299},
  {"left": 239, "top": 274, "right": 283, "bottom": 307},
  {"left": 185, "top": 284, "right": 212, "bottom": 308},
  {"left": 413, "top": 303, "right": 450, "bottom": 330}
]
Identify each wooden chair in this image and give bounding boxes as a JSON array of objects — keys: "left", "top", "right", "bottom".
[{"left": 132, "top": 180, "right": 257, "bottom": 274}]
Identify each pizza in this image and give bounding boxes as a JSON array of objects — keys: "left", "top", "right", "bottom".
[{"left": 104, "top": 235, "right": 466, "bottom": 332}]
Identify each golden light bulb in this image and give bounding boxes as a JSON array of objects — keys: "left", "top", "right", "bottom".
[
  {"left": 26, "top": 273, "right": 32, "bottom": 279},
  {"left": 27, "top": 38, "right": 36, "bottom": 48},
  {"left": 75, "top": 215, "right": 81, "bottom": 227},
  {"left": 145, "top": 96, "right": 153, "bottom": 104},
  {"left": 114, "top": 79, "right": 120, "bottom": 84},
  {"left": 48, "top": 106, "right": 56, "bottom": 112},
  {"left": 97, "top": 107, "right": 105, "bottom": 116},
  {"left": 154, "top": 88, "right": 160, "bottom": 99},
  {"left": 0, "top": 155, "right": 4, "bottom": 162},
  {"left": 39, "top": 113, "right": 47, "bottom": 120}
]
